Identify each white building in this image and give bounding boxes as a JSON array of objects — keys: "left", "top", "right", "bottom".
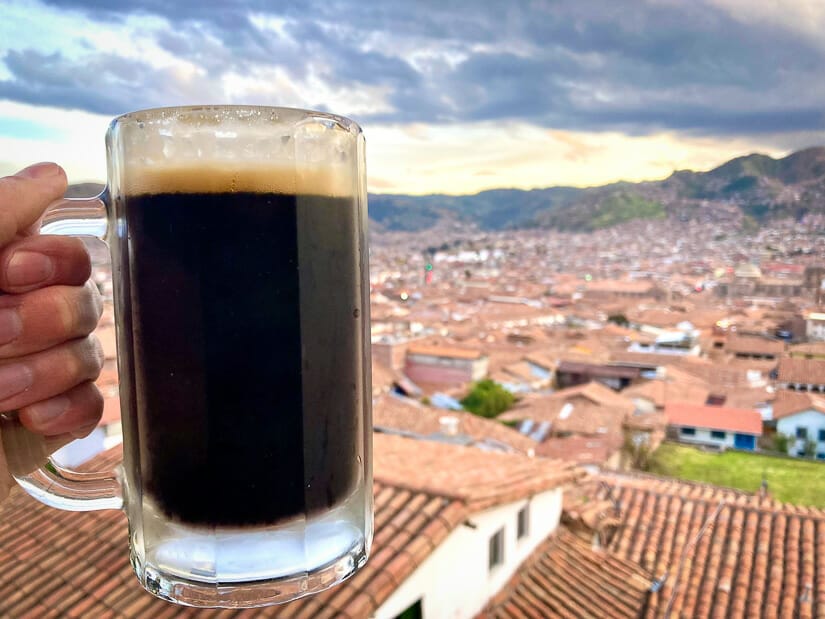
[
  {"left": 376, "top": 490, "right": 562, "bottom": 619},
  {"left": 806, "top": 312, "right": 825, "bottom": 342},
  {"left": 774, "top": 390, "right": 825, "bottom": 459}
]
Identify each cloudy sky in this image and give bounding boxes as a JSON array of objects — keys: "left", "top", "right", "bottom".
[{"left": 1, "top": 0, "right": 825, "bottom": 194}]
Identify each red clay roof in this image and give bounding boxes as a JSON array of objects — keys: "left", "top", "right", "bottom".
[
  {"left": 0, "top": 435, "right": 578, "bottom": 618},
  {"left": 406, "top": 344, "right": 485, "bottom": 360},
  {"left": 372, "top": 394, "right": 537, "bottom": 454},
  {"left": 778, "top": 357, "right": 825, "bottom": 385},
  {"left": 665, "top": 402, "right": 763, "bottom": 435},
  {"left": 725, "top": 334, "right": 786, "bottom": 355},
  {"left": 772, "top": 389, "right": 825, "bottom": 420},
  {"left": 592, "top": 471, "right": 825, "bottom": 618},
  {"left": 482, "top": 528, "right": 653, "bottom": 618},
  {"left": 374, "top": 434, "right": 579, "bottom": 512}
]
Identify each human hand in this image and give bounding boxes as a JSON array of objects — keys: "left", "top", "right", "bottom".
[{"left": 0, "top": 163, "right": 104, "bottom": 503}]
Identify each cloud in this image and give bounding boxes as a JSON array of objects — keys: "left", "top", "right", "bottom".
[{"left": 0, "top": 0, "right": 823, "bottom": 136}]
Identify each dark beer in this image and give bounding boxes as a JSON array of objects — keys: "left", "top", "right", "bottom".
[{"left": 115, "top": 168, "right": 366, "bottom": 527}]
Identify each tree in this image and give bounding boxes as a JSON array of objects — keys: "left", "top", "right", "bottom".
[
  {"left": 461, "top": 380, "right": 515, "bottom": 419},
  {"left": 772, "top": 433, "right": 791, "bottom": 454},
  {"left": 804, "top": 438, "right": 817, "bottom": 458},
  {"left": 622, "top": 432, "right": 653, "bottom": 471}
]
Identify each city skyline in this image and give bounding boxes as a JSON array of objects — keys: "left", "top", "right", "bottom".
[{"left": 2, "top": 0, "right": 825, "bottom": 193}]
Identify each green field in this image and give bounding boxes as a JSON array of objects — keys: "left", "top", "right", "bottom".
[{"left": 647, "top": 443, "right": 825, "bottom": 508}]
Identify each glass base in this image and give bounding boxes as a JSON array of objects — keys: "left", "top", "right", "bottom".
[{"left": 129, "top": 503, "right": 367, "bottom": 608}]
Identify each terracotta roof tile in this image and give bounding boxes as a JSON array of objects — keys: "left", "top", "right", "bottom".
[
  {"left": 374, "top": 434, "right": 579, "bottom": 511},
  {"left": 726, "top": 334, "right": 786, "bottom": 356},
  {"left": 665, "top": 402, "right": 763, "bottom": 435},
  {"left": 0, "top": 433, "right": 576, "bottom": 618},
  {"left": 778, "top": 357, "right": 825, "bottom": 385},
  {"left": 373, "top": 393, "right": 536, "bottom": 454},
  {"left": 585, "top": 471, "right": 825, "bottom": 618},
  {"left": 406, "top": 343, "right": 485, "bottom": 360},
  {"left": 623, "top": 378, "right": 710, "bottom": 409},
  {"left": 482, "top": 529, "right": 653, "bottom": 618},
  {"left": 773, "top": 389, "right": 825, "bottom": 420}
]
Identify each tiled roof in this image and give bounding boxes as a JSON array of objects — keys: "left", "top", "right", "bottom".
[
  {"left": 535, "top": 436, "right": 620, "bottom": 465},
  {"left": 665, "top": 402, "right": 763, "bottom": 435},
  {"left": 725, "top": 334, "right": 786, "bottom": 355},
  {"left": 623, "top": 379, "right": 710, "bottom": 409},
  {"left": 374, "top": 434, "right": 580, "bottom": 512},
  {"left": 0, "top": 472, "right": 463, "bottom": 618},
  {"left": 481, "top": 529, "right": 653, "bottom": 619},
  {"left": 372, "top": 394, "right": 537, "bottom": 454},
  {"left": 591, "top": 472, "right": 825, "bottom": 618},
  {"left": 499, "top": 382, "right": 636, "bottom": 426},
  {"left": 778, "top": 357, "right": 825, "bottom": 385},
  {"left": 790, "top": 342, "right": 825, "bottom": 358},
  {"left": 406, "top": 344, "right": 485, "bottom": 360},
  {"left": 556, "top": 360, "right": 641, "bottom": 379},
  {"left": 0, "top": 434, "right": 577, "bottom": 618},
  {"left": 773, "top": 389, "right": 825, "bottom": 420}
]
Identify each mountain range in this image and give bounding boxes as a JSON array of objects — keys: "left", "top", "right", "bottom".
[
  {"left": 67, "top": 146, "right": 825, "bottom": 232},
  {"left": 369, "top": 146, "right": 825, "bottom": 232}
]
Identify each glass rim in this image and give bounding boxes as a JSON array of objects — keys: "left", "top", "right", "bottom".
[{"left": 111, "top": 105, "right": 362, "bottom": 135}]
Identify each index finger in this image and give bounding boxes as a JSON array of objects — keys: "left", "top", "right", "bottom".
[{"left": 0, "top": 164, "right": 68, "bottom": 246}]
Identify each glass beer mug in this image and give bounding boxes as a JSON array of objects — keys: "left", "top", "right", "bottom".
[{"left": 0, "top": 106, "right": 373, "bottom": 608}]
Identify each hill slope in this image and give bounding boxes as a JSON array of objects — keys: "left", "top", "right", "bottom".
[{"left": 68, "top": 147, "right": 825, "bottom": 232}]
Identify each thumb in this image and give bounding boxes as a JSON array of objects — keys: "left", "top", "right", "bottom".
[{"left": 0, "top": 163, "right": 68, "bottom": 246}]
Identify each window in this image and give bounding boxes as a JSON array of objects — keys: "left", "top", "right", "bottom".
[
  {"left": 489, "top": 528, "right": 505, "bottom": 571},
  {"left": 711, "top": 430, "right": 726, "bottom": 440},
  {"left": 680, "top": 427, "right": 696, "bottom": 436},
  {"left": 796, "top": 427, "right": 808, "bottom": 440},
  {"left": 394, "top": 600, "right": 422, "bottom": 619},
  {"left": 819, "top": 429, "right": 825, "bottom": 442},
  {"left": 517, "top": 506, "right": 530, "bottom": 539}
]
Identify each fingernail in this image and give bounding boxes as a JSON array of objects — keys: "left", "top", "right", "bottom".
[
  {"left": 16, "top": 162, "right": 62, "bottom": 180},
  {"left": 72, "top": 422, "right": 98, "bottom": 439},
  {"left": 7, "top": 251, "right": 54, "bottom": 287},
  {"left": 0, "top": 308, "right": 22, "bottom": 345},
  {"left": 26, "top": 395, "right": 70, "bottom": 425},
  {"left": 0, "top": 364, "right": 33, "bottom": 400}
]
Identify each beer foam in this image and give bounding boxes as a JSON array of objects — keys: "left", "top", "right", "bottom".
[{"left": 123, "top": 163, "right": 355, "bottom": 197}]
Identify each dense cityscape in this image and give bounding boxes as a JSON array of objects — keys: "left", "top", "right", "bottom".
[
  {"left": 6, "top": 0, "right": 825, "bottom": 616},
  {"left": 10, "top": 189, "right": 823, "bottom": 617}
]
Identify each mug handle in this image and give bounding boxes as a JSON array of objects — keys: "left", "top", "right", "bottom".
[{"left": 0, "top": 192, "right": 122, "bottom": 511}]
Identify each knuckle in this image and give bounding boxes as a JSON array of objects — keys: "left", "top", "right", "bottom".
[
  {"left": 75, "top": 283, "right": 102, "bottom": 333},
  {"left": 65, "top": 336, "right": 103, "bottom": 381}
]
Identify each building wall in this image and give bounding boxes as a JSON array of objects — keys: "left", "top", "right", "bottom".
[
  {"left": 670, "top": 425, "right": 756, "bottom": 450},
  {"left": 807, "top": 320, "right": 825, "bottom": 342},
  {"left": 777, "top": 409, "right": 825, "bottom": 457},
  {"left": 375, "top": 488, "right": 563, "bottom": 619},
  {"left": 471, "top": 357, "right": 489, "bottom": 381},
  {"left": 404, "top": 363, "right": 473, "bottom": 385},
  {"left": 372, "top": 340, "right": 409, "bottom": 370}
]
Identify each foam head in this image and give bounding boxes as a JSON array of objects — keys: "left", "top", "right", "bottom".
[{"left": 110, "top": 106, "right": 361, "bottom": 197}]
